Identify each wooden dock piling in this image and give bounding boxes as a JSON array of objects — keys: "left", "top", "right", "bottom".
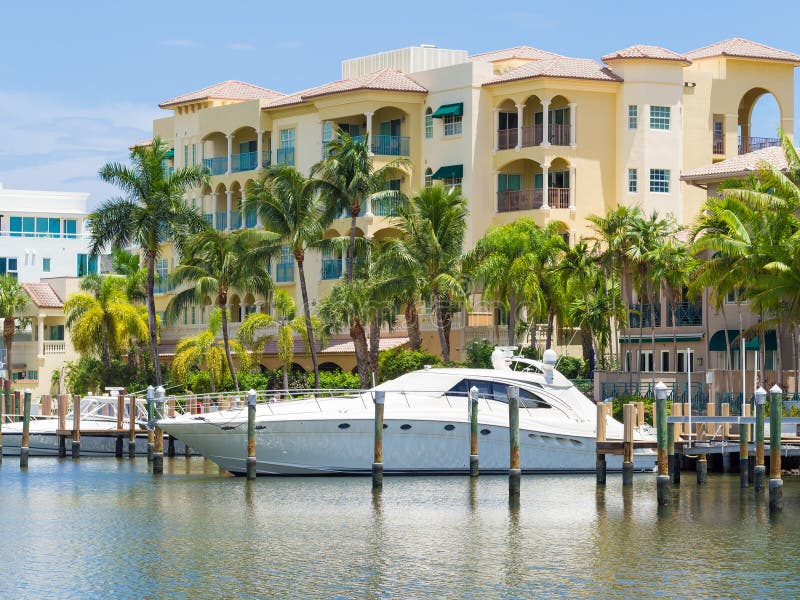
[
  {"left": 768, "top": 385, "right": 783, "bottom": 510},
  {"left": 596, "top": 402, "right": 607, "bottom": 485},
  {"left": 372, "top": 390, "right": 385, "bottom": 489},
  {"left": 71, "top": 394, "right": 81, "bottom": 459},
  {"left": 754, "top": 387, "right": 766, "bottom": 492},
  {"left": 13, "top": 390, "right": 20, "bottom": 422},
  {"left": 58, "top": 394, "right": 67, "bottom": 457},
  {"left": 20, "top": 390, "right": 31, "bottom": 468},
  {"left": 469, "top": 386, "right": 479, "bottom": 477},
  {"left": 153, "top": 386, "right": 165, "bottom": 474},
  {"left": 655, "top": 382, "right": 669, "bottom": 505},
  {"left": 115, "top": 391, "right": 124, "bottom": 457},
  {"left": 668, "top": 401, "right": 678, "bottom": 484},
  {"left": 622, "top": 403, "right": 634, "bottom": 486},
  {"left": 128, "top": 395, "right": 137, "bottom": 458},
  {"left": 246, "top": 389, "right": 257, "bottom": 480},
  {"left": 42, "top": 394, "right": 52, "bottom": 418},
  {"left": 508, "top": 386, "right": 521, "bottom": 498},
  {"left": 696, "top": 402, "right": 710, "bottom": 484}
]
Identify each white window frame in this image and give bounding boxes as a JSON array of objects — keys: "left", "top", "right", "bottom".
[
  {"left": 649, "top": 106, "right": 670, "bottom": 130},
  {"left": 639, "top": 350, "right": 654, "bottom": 373},
  {"left": 677, "top": 350, "right": 694, "bottom": 373},
  {"left": 660, "top": 350, "right": 670, "bottom": 372},
  {"left": 424, "top": 109, "right": 433, "bottom": 139},
  {"left": 628, "top": 168, "right": 637, "bottom": 193},
  {"left": 424, "top": 169, "right": 433, "bottom": 188},
  {"left": 628, "top": 105, "right": 638, "bottom": 129},
  {"left": 443, "top": 177, "right": 462, "bottom": 190},
  {"left": 443, "top": 114, "right": 462, "bottom": 137},
  {"left": 649, "top": 169, "right": 670, "bottom": 193}
]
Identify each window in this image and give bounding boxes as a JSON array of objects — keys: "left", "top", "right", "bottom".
[
  {"left": 424, "top": 168, "right": 433, "bottom": 188},
  {"left": 725, "top": 288, "right": 746, "bottom": 304},
  {"left": 385, "top": 179, "right": 401, "bottom": 191},
  {"left": 76, "top": 254, "right": 97, "bottom": 277},
  {"left": 155, "top": 259, "right": 168, "bottom": 293},
  {"left": 50, "top": 325, "right": 64, "bottom": 341},
  {"left": 677, "top": 350, "right": 694, "bottom": 373},
  {"left": 639, "top": 350, "right": 654, "bottom": 373},
  {"left": 0, "top": 257, "right": 18, "bottom": 279},
  {"left": 628, "top": 105, "right": 637, "bottom": 129},
  {"left": 628, "top": 168, "right": 637, "bottom": 192},
  {"left": 42, "top": 258, "right": 51, "bottom": 273},
  {"left": 660, "top": 350, "right": 670, "bottom": 372},
  {"left": 443, "top": 177, "right": 462, "bottom": 190},
  {"left": 424, "top": 108, "right": 433, "bottom": 139},
  {"left": 64, "top": 220, "right": 77, "bottom": 238},
  {"left": 278, "top": 128, "right": 295, "bottom": 166},
  {"left": 191, "top": 306, "right": 197, "bottom": 325},
  {"left": 443, "top": 114, "right": 462, "bottom": 137},
  {"left": 276, "top": 245, "right": 295, "bottom": 283},
  {"left": 184, "top": 145, "right": 189, "bottom": 167},
  {"left": 649, "top": 169, "right": 670, "bottom": 193},
  {"left": 650, "top": 106, "right": 670, "bottom": 130},
  {"left": 192, "top": 144, "right": 196, "bottom": 166}
]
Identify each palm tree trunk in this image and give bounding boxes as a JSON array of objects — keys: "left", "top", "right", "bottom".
[
  {"left": 433, "top": 292, "right": 450, "bottom": 362},
  {"left": 296, "top": 260, "right": 320, "bottom": 388},
  {"left": 351, "top": 319, "right": 370, "bottom": 388},
  {"left": 404, "top": 303, "right": 422, "bottom": 351},
  {"left": 508, "top": 290, "right": 517, "bottom": 346},
  {"left": 145, "top": 253, "right": 162, "bottom": 386},
  {"left": 102, "top": 334, "right": 111, "bottom": 369},
  {"left": 220, "top": 303, "right": 239, "bottom": 392},
  {"left": 346, "top": 212, "right": 358, "bottom": 281},
  {"left": 4, "top": 318, "right": 14, "bottom": 385},
  {"left": 368, "top": 315, "right": 381, "bottom": 378}
]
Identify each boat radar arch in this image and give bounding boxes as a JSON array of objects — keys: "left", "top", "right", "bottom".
[
  {"left": 542, "top": 348, "right": 557, "bottom": 384},
  {"left": 491, "top": 346, "right": 517, "bottom": 370}
]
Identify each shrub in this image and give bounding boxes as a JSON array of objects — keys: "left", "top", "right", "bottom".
[
  {"left": 378, "top": 347, "right": 441, "bottom": 382},
  {"left": 608, "top": 394, "right": 654, "bottom": 425},
  {"left": 465, "top": 340, "right": 493, "bottom": 368},
  {"left": 555, "top": 356, "right": 588, "bottom": 379},
  {"left": 187, "top": 371, "right": 213, "bottom": 394},
  {"left": 307, "top": 370, "right": 361, "bottom": 389}
]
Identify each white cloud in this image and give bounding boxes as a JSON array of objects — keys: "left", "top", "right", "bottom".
[
  {"left": 228, "top": 42, "right": 254, "bottom": 50},
  {"left": 0, "top": 90, "right": 160, "bottom": 210},
  {"left": 160, "top": 39, "right": 198, "bottom": 48}
]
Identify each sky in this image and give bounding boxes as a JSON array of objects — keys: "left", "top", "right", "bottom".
[{"left": 1, "top": 0, "right": 798, "bottom": 208}]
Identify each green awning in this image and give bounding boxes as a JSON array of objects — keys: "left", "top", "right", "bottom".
[
  {"left": 164, "top": 148, "right": 175, "bottom": 159},
  {"left": 431, "top": 165, "right": 463, "bottom": 180},
  {"left": 708, "top": 330, "right": 776, "bottom": 351},
  {"left": 431, "top": 103, "right": 463, "bottom": 118}
]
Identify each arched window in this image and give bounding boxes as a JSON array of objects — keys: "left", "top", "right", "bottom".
[
  {"left": 424, "top": 108, "right": 433, "bottom": 139},
  {"left": 424, "top": 168, "right": 433, "bottom": 188}
]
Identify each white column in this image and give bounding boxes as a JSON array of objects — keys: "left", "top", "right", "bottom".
[
  {"left": 256, "top": 130, "right": 264, "bottom": 170},
  {"left": 541, "top": 98, "right": 551, "bottom": 147},
  {"left": 199, "top": 140, "right": 205, "bottom": 167},
  {"left": 569, "top": 165, "right": 576, "bottom": 211},
  {"left": 364, "top": 111, "right": 374, "bottom": 155},
  {"left": 210, "top": 192, "right": 217, "bottom": 221},
  {"left": 226, "top": 134, "right": 233, "bottom": 175},
  {"left": 515, "top": 103, "right": 524, "bottom": 150},
  {"left": 226, "top": 190, "right": 233, "bottom": 230},
  {"left": 569, "top": 102, "right": 577, "bottom": 147},
  {"left": 270, "top": 130, "right": 278, "bottom": 165},
  {"left": 37, "top": 314, "right": 45, "bottom": 359},
  {"left": 541, "top": 163, "right": 550, "bottom": 209},
  {"left": 494, "top": 109, "right": 500, "bottom": 152}
]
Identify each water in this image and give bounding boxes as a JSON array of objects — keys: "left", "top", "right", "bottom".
[{"left": 1, "top": 459, "right": 799, "bottom": 599}]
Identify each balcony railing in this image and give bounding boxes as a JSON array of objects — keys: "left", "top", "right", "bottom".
[
  {"left": 373, "top": 196, "right": 406, "bottom": 217},
  {"left": 713, "top": 133, "right": 724, "bottom": 155},
  {"left": 275, "top": 262, "right": 294, "bottom": 283},
  {"left": 203, "top": 213, "right": 214, "bottom": 226},
  {"left": 276, "top": 147, "right": 295, "bottom": 166},
  {"left": 245, "top": 210, "right": 258, "bottom": 228},
  {"left": 371, "top": 134, "right": 409, "bottom": 156},
  {"left": 262, "top": 151, "right": 271, "bottom": 168},
  {"left": 666, "top": 301, "right": 703, "bottom": 327},
  {"left": 215, "top": 212, "right": 227, "bottom": 231},
  {"left": 230, "top": 212, "right": 242, "bottom": 230},
  {"left": 739, "top": 136, "right": 780, "bottom": 155},
  {"left": 497, "top": 124, "right": 571, "bottom": 149},
  {"left": 231, "top": 151, "right": 259, "bottom": 173},
  {"left": 629, "top": 303, "right": 661, "bottom": 328},
  {"left": 497, "top": 188, "right": 569, "bottom": 212},
  {"left": 43, "top": 341, "right": 65, "bottom": 355},
  {"left": 203, "top": 156, "right": 228, "bottom": 176},
  {"left": 321, "top": 258, "right": 343, "bottom": 280}
]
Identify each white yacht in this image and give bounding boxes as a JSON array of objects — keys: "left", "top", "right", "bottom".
[
  {"left": 157, "top": 350, "right": 655, "bottom": 475},
  {"left": 1, "top": 396, "right": 159, "bottom": 456}
]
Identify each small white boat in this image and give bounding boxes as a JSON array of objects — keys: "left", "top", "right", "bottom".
[
  {"left": 1, "top": 396, "right": 183, "bottom": 456},
  {"left": 158, "top": 350, "right": 656, "bottom": 475}
]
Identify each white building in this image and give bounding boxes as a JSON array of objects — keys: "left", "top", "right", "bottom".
[{"left": 0, "top": 182, "right": 96, "bottom": 282}]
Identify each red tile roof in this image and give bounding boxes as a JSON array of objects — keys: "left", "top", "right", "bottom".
[
  {"left": 485, "top": 56, "right": 622, "bottom": 86},
  {"left": 681, "top": 145, "right": 790, "bottom": 182},
  {"left": 602, "top": 45, "right": 691, "bottom": 64},
  {"left": 158, "top": 336, "right": 408, "bottom": 357},
  {"left": 22, "top": 283, "right": 64, "bottom": 308},
  {"left": 470, "top": 46, "right": 560, "bottom": 63},
  {"left": 686, "top": 38, "right": 800, "bottom": 64},
  {"left": 265, "top": 69, "right": 426, "bottom": 109},
  {"left": 159, "top": 80, "right": 284, "bottom": 108}
]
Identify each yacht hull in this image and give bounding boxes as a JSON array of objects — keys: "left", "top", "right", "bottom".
[{"left": 0, "top": 430, "right": 187, "bottom": 457}]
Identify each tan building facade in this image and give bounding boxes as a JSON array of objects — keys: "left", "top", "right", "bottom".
[{"left": 147, "top": 38, "right": 798, "bottom": 371}]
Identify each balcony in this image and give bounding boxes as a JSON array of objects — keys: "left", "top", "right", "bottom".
[
  {"left": 276, "top": 147, "right": 295, "bottom": 166},
  {"left": 371, "top": 134, "right": 409, "bottom": 156},
  {"left": 215, "top": 212, "right": 227, "bottom": 231},
  {"left": 496, "top": 188, "right": 569, "bottom": 212},
  {"left": 713, "top": 133, "right": 724, "bottom": 155},
  {"left": 231, "top": 151, "right": 259, "bottom": 173},
  {"left": 203, "top": 213, "right": 213, "bottom": 226},
  {"left": 203, "top": 156, "right": 228, "bottom": 176},
  {"left": 739, "top": 136, "right": 780, "bottom": 155},
  {"left": 666, "top": 301, "right": 703, "bottom": 327},
  {"left": 373, "top": 196, "right": 406, "bottom": 217},
  {"left": 230, "top": 212, "right": 242, "bottom": 230},
  {"left": 245, "top": 210, "right": 257, "bottom": 228},
  {"left": 629, "top": 303, "right": 661, "bottom": 328},
  {"left": 275, "top": 262, "right": 294, "bottom": 283},
  {"left": 497, "top": 124, "right": 571, "bottom": 149},
  {"left": 321, "top": 258, "right": 343, "bottom": 280},
  {"left": 43, "top": 341, "right": 65, "bottom": 355}
]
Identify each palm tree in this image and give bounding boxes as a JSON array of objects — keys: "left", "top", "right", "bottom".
[
  {"left": 388, "top": 186, "right": 468, "bottom": 362},
  {"left": 318, "top": 280, "right": 372, "bottom": 387},
  {"left": 0, "top": 275, "right": 29, "bottom": 381},
  {"left": 558, "top": 240, "right": 603, "bottom": 365},
  {"left": 64, "top": 275, "right": 148, "bottom": 368},
  {"left": 110, "top": 248, "right": 147, "bottom": 303},
  {"left": 172, "top": 308, "right": 251, "bottom": 392},
  {"left": 245, "top": 165, "right": 329, "bottom": 387},
  {"left": 89, "top": 137, "right": 209, "bottom": 385},
  {"left": 165, "top": 228, "right": 277, "bottom": 392},
  {"left": 311, "top": 131, "right": 410, "bottom": 281}
]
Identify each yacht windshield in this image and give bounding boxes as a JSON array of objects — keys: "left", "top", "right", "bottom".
[{"left": 447, "top": 379, "right": 551, "bottom": 408}]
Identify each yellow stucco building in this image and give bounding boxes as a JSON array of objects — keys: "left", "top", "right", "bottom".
[{"left": 147, "top": 38, "right": 798, "bottom": 372}]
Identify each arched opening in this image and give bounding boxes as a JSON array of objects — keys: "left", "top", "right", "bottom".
[
  {"left": 424, "top": 167, "right": 433, "bottom": 188},
  {"left": 548, "top": 95, "right": 572, "bottom": 146},
  {"left": 496, "top": 98, "right": 519, "bottom": 149},
  {"left": 319, "top": 361, "right": 341, "bottom": 372},
  {"left": 201, "top": 132, "right": 228, "bottom": 175},
  {"left": 230, "top": 181, "right": 243, "bottom": 229},
  {"left": 230, "top": 126, "right": 259, "bottom": 173},
  {"left": 229, "top": 294, "right": 241, "bottom": 323},
  {"left": 496, "top": 158, "right": 542, "bottom": 212},
  {"left": 243, "top": 293, "right": 257, "bottom": 318},
  {"left": 738, "top": 88, "right": 782, "bottom": 154},
  {"left": 548, "top": 157, "right": 572, "bottom": 209}
]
